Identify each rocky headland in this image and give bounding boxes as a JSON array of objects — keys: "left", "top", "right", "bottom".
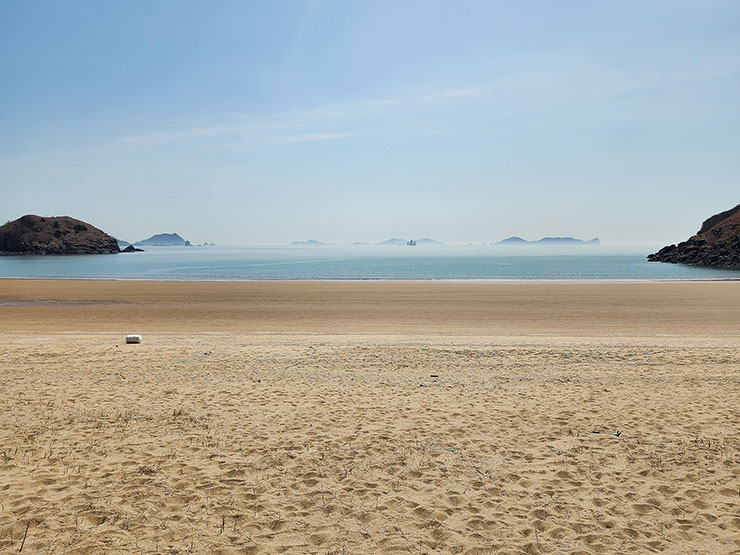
[
  {"left": 0, "top": 215, "right": 122, "bottom": 255},
  {"left": 648, "top": 204, "right": 740, "bottom": 268}
]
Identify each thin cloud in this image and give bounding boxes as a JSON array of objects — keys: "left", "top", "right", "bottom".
[
  {"left": 112, "top": 85, "right": 491, "bottom": 148},
  {"left": 265, "top": 132, "right": 358, "bottom": 145},
  {"left": 117, "top": 126, "right": 358, "bottom": 149},
  {"left": 366, "top": 86, "right": 491, "bottom": 108},
  {"left": 119, "top": 125, "right": 242, "bottom": 145},
  {"left": 112, "top": 56, "right": 738, "bottom": 149},
  {"left": 117, "top": 120, "right": 292, "bottom": 146}
]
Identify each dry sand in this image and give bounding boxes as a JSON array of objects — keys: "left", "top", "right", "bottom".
[{"left": 0, "top": 279, "right": 739, "bottom": 553}]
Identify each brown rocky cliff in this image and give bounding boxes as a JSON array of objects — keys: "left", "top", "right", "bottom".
[
  {"left": 0, "top": 215, "right": 121, "bottom": 255},
  {"left": 648, "top": 205, "right": 740, "bottom": 268}
]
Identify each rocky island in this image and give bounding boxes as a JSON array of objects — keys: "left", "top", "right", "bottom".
[
  {"left": 648, "top": 204, "right": 740, "bottom": 268},
  {"left": 0, "top": 215, "right": 123, "bottom": 255}
]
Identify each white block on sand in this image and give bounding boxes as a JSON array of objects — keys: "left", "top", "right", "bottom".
[{"left": 126, "top": 334, "right": 142, "bottom": 344}]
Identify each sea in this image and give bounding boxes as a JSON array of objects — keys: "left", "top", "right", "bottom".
[{"left": 0, "top": 244, "right": 739, "bottom": 281}]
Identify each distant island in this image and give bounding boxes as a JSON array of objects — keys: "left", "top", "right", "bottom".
[
  {"left": 497, "top": 236, "right": 528, "bottom": 244},
  {"left": 648, "top": 204, "right": 740, "bottom": 268},
  {"left": 377, "top": 237, "right": 407, "bottom": 246},
  {"left": 497, "top": 236, "right": 600, "bottom": 245},
  {"left": 290, "top": 238, "right": 443, "bottom": 246},
  {"left": 291, "top": 240, "right": 331, "bottom": 246},
  {"left": 134, "top": 233, "right": 191, "bottom": 247},
  {"left": 0, "top": 215, "right": 130, "bottom": 255},
  {"left": 376, "top": 238, "right": 441, "bottom": 246}
]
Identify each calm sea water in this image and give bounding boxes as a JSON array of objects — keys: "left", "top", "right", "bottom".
[{"left": 0, "top": 245, "right": 739, "bottom": 281}]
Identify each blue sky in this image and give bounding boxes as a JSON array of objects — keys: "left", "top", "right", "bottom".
[{"left": 1, "top": 0, "right": 738, "bottom": 245}]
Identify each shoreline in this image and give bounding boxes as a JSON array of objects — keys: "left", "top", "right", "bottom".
[{"left": 2, "top": 275, "right": 740, "bottom": 283}]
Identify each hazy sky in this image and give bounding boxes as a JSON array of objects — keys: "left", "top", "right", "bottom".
[{"left": 1, "top": 1, "right": 738, "bottom": 245}]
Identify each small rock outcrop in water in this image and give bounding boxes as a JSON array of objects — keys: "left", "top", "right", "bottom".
[
  {"left": 648, "top": 204, "right": 740, "bottom": 268},
  {"left": 121, "top": 245, "right": 144, "bottom": 253},
  {"left": 0, "top": 215, "right": 121, "bottom": 255}
]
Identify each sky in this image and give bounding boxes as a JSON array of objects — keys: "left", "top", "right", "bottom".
[{"left": 1, "top": 0, "right": 738, "bottom": 245}]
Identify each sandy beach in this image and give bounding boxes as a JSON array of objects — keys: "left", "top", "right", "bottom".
[{"left": 1, "top": 279, "right": 739, "bottom": 553}]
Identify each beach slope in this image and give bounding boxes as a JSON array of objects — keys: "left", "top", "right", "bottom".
[{"left": 0, "top": 280, "right": 738, "bottom": 553}]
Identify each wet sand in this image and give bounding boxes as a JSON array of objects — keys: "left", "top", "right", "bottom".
[
  {"left": 0, "top": 280, "right": 739, "bottom": 553},
  {"left": 1, "top": 279, "right": 740, "bottom": 335}
]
